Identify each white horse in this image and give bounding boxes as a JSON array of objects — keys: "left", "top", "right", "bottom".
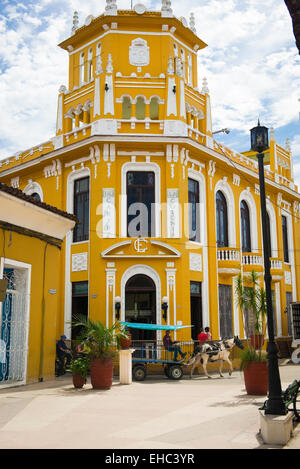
[{"left": 186, "top": 336, "right": 244, "bottom": 379}]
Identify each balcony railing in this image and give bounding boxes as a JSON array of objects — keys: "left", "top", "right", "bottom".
[
  {"left": 217, "top": 248, "right": 240, "bottom": 262},
  {"left": 270, "top": 258, "right": 283, "bottom": 270},
  {"left": 242, "top": 253, "right": 263, "bottom": 266}
]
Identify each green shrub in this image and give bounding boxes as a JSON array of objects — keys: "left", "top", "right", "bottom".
[{"left": 239, "top": 346, "right": 267, "bottom": 371}]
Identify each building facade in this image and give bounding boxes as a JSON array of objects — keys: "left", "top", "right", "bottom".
[
  {"left": 0, "top": 1, "right": 299, "bottom": 346},
  {"left": 0, "top": 183, "right": 76, "bottom": 385}
]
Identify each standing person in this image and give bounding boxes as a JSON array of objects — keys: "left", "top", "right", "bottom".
[
  {"left": 56, "top": 334, "right": 72, "bottom": 376},
  {"left": 163, "top": 330, "right": 186, "bottom": 362},
  {"left": 197, "top": 328, "right": 208, "bottom": 345},
  {"left": 205, "top": 327, "right": 212, "bottom": 341}
]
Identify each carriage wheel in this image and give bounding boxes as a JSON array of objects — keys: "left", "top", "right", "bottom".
[
  {"left": 163, "top": 366, "right": 170, "bottom": 378},
  {"left": 133, "top": 365, "right": 147, "bottom": 381},
  {"left": 293, "top": 382, "right": 300, "bottom": 421},
  {"left": 168, "top": 365, "right": 183, "bottom": 380}
]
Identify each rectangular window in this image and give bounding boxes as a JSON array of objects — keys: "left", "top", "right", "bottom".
[
  {"left": 73, "top": 177, "right": 90, "bottom": 242},
  {"left": 127, "top": 171, "right": 155, "bottom": 237},
  {"left": 72, "top": 281, "right": 88, "bottom": 340},
  {"left": 218, "top": 284, "right": 233, "bottom": 339},
  {"left": 282, "top": 215, "right": 289, "bottom": 263},
  {"left": 188, "top": 178, "right": 200, "bottom": 242}
]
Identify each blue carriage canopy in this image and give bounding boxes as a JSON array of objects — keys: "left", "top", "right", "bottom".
[{"left": 119, "top": 321, "right": 193, "bottom": 331}]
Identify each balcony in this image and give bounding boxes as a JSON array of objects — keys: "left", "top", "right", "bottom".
[
  {"left": 242, "top": 253, "right": 263, "bottom": 273},
  {"left": 217, "top": 248, "right": 241, "bottom": 275}
]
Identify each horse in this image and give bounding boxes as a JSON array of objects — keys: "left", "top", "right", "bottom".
[{"left": 186, "top": 336, "right": 244, "bottom": 379}]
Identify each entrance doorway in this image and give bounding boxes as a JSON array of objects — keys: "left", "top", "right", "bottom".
[
  {"left": 190, "top": 281, "right": 202, "bottom": 340},
  {"left": 125, "top": 274, "right": 156, "bottom": 340}
]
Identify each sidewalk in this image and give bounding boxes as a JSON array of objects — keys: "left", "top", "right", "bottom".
[{"left": 0, "top": 362, "right": 299, "bottom": 450}]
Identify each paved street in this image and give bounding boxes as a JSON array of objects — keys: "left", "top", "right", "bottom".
[{"left": 0, "top": 362, "right": 299, "bottom": 450}]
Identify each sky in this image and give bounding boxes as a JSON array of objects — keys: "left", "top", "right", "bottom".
[{"left": 0, "top": 0, "right": 299, "bottom": 187}]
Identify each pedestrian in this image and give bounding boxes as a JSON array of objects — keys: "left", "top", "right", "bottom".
[
  {"left": 56, "top": 334, "right": 72, "bottom": 376},
  {"left": 163, "top": 330, "right": 186, "bottom": 362},
  {"left": 205, "top": 327, "right": 212, "bottom": 341}
]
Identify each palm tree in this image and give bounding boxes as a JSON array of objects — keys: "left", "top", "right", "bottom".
[{"left": 235, "top": 270, "right": 267, "bottom": 347}]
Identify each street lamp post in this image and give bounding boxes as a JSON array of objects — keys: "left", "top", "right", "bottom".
[{"left": 250, "top": 120, "right": 286, "bottom": 415}]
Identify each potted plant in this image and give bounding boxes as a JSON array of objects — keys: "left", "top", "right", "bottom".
[
  {"left": 70, "top": 357, "right": 88, "bottom": 389},
  {"left": 235, "top": 270, "right": 268, "bottom": 395},
  {"left": 239, "top": 346, "right": 268, "bottom": 395},
  {"left": 72, "top": 316, "right": 124, "bottom": 390}
]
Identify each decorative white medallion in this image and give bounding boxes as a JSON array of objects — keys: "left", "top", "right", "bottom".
[
  {"left": 129, "top": 38, "right": 149, "bottom": 67},
  {"left": 72, "top": 252, "right": 88, "bottom": 272},
  {"left": 134, "top": 238, "right": 148, "bottom": 253},
  {"left": 189, "top": 253, "right": 202, "bottom": 272},
  {"left": 134, "top": 3, "right": 147, "bottom": 14}
]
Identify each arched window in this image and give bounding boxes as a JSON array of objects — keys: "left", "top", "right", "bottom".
[
  {"left": 122, "top": 97, "right": 131, "bottom": 119},
  {"left": 240, "top": 200, "right": 251, "bottom": 253},
  {"left": 30, "top": 192, "right": 41, "bottom": 202},
  {"left": 87, "top": 48, "right": 93, "bottom": 82},
  {"left": 79, "top": 52, "right": 85, "bottom": 86},
  {"left": 216, "top": 190, "right": 228, "bottom": 247},
  {"left": 149, "top": 97, "right": 159, "bottom": 120},
  {"left": 136, "top": 97, "right": 145, "bottom": 120}
]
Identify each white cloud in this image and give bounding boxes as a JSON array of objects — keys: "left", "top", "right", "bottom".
[{"left": 0, "top": 0, "right": 299, "bottom": 189}]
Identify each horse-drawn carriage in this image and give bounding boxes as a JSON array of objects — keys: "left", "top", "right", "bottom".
[
  {"left": 120, "top": 322, "right": 193, "bottom": 381},
  {"left": 120, "top": 321, "right": 244, "bottom": 381}
]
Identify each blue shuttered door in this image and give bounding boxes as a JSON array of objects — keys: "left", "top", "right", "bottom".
[{"left": 0, "top": 269, "right": 14, "bottom": 381}]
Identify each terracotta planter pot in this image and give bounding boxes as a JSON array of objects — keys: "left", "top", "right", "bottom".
[
  {"left": 243, "top": 361, "right": 268, "bottom": 395},
  {"left": 90, "top": 358, "right": 114, "bottom": 390},
  {"left": 120, "top": 334, "right": 132, "bottom": 350},
  {"left": 72, "top": 374, "right": 86, "bottom": 389},
  {"left": 250, "top": 334, "right": 264, "bottom": 350}
]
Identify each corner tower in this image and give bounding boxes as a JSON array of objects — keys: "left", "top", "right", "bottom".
[{"left": 55, "top": 1, "right": 210, "bottom": 146}]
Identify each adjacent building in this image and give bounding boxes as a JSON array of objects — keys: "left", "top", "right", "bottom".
[{"left": 0, "top": 183, "right": 76, "bottom": 385}]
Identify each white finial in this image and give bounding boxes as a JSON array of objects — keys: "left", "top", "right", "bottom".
[
  {"left": 161, "top": 0, "right": 173, "bottom": 18},
  {"left": 104, "top": 0, "right": 117, "bottom": 16},
  {"left": 106, "top": 54, "right": 113, "bottom": 73},
  {"left": 72, "top": 11, "right": 79, "bottom": 35},
  {"left": 286, "top": 138, "right": 291, "bottom": 151},
  {"left": 202, "top": 77, "right": 209, "bottom": 94},
  {"left": 189, "top": 12, "right": 196, "bottom": 34},
  {"left": 269, "top": 127, "right": 275, "bottom": 141},
  {"left": 167, "top": 56, "right": 174, "bottom": 75}
]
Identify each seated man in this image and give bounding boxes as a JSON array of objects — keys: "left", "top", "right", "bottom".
[
  {"left": 163, "top": 330, "right": 186, "bottom": 362},
  {"left": 197, "top": 328, "right": 208, "bottom": 345},
  {"left": 56, "top": 334, "right": 72, "bottom": 376}
]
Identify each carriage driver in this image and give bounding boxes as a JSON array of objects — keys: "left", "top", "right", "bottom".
[{"left": 163, "top": 330, "right": 186, "bottom": 362}]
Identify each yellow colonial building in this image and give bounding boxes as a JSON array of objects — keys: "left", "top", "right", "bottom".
[{"left": 0, "top": 1, "right": 299, "bottom": 350}]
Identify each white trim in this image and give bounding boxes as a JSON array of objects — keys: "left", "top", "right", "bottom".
[
  {"left": 214, "top": 178, "right": 236, "bottom": 248},
  {"left": 0, "top": 258, "right": 31, "bottom": 387},
  {"left": 187, "top": 168, "right": 209, "bottom": 329},
  {"left": 239, "top": 189, "right": 259, "bottom": 253},
  {"left": 65, "top": 166, "right": 90, "bottom": 338},
  {"left": 275, "top": 282, "right": 282, "bottom": 337},
  {"left": 68, "top": 30, "right": 198, "bottom": 57},
  {"left": 120, "top": 161, "right": 161, "bottom": 238},
  {"left": 2, "top": 135, "right": 299, "bottom": 202},
  {"left": 23, "top": 181, "right": 43, "bottom": 202},
  {"left": 266, "top": 198, "right": 278, "bottom": 257}
]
